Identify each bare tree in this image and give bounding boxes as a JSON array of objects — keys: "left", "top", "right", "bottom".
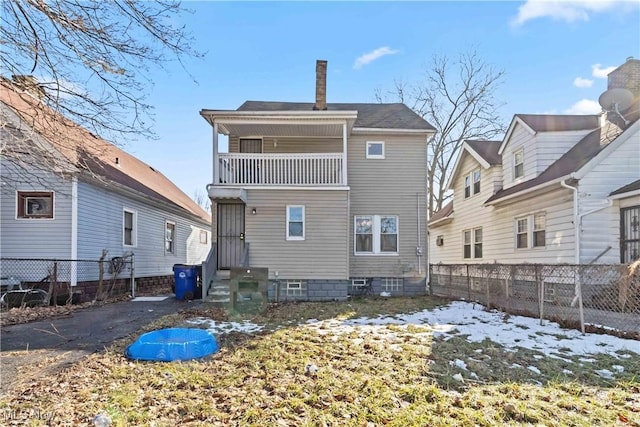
[
  {"left": 1, "top": 0, "right": 202, "bottom": 189},
  {"left": 377, "top": 51, "right": 506, "bottom": 215},
  {"left": 193, "top": 188, "right": 211, "bottom": 214}
]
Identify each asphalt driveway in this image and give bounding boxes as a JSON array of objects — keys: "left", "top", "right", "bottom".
[{"left": 0, "top": 296, "right": 201, "bottom": 395}]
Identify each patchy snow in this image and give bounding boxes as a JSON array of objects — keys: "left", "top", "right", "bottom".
[
  {"left": 595, "top": 369, "right": 614, "bottom": 379},
  {"left": 186, "top": 317, "right": 264, "bottom": 334},
  {"left": 612, "top": 365, "right": 625, "bottom": 373},
  {"left": 528, "top": 366, "right": 542, "bottom": 375},
  {"left": 304, "top": 301, "right": 638, "bottom": 358},
  {"left": 450, "top": 359, "right": 468, "bottom": 370},
  {"left": 562, "top": 369, "right": 574, "bottom": 375},
  {"left": 186, "top": 301, "right": 638, "bottom": 361}
]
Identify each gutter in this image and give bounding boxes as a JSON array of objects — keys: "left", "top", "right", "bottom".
[{"left": 484, "top": 175, "right": 571, "bottom": 206}]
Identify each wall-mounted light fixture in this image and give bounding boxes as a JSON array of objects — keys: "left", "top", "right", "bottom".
[
  {"left": 273, "top": 138, "right": 278, "bottom": 148},
  {"left": 251, "top": 208, "right": 257, "bottom": 215}
]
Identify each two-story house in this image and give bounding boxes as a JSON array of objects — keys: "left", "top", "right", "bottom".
[
  {"left": 200, "top": 60, "right": 435, "bottom": 300},
  {"left": 429, "top": 58, "right": 640, "bottom": 266},
  {"left": 1, "top": 77, "right": 211, "bottom": 299}
]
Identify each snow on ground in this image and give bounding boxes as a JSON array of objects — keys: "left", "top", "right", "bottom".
[{"left": 186, "top": 301, "right": 638, "bottom": 360}]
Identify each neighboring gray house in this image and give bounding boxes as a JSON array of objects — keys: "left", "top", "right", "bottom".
[
  {"left": 429, "top": 58, "right": 640, "bottom": 265},
  {"left": 0, "top": 78, "right": 211, "bottom": 296},
  {"left": 200, "top": 60, "right": 435, "bottom": 300}
]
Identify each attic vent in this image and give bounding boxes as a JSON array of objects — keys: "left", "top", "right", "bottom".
[{"left": 115, "top": 157, "right": 119, "bottom": 165}]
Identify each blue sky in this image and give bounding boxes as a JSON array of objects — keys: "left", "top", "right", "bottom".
[{"left": 124, "top": 1, "right": 640, "bottom": 199}]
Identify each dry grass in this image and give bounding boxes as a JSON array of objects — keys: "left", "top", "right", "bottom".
[{"left": 0, "top": 296, "right": 638, "bottom": 426}]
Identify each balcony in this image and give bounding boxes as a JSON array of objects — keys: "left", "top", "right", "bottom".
[{"left": 215, "top": 152, "right": 345, "bottom": 186}]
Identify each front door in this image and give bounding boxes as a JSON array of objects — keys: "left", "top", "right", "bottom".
[{"left": 217, "top": 203, "right": 245, "bottom": 269}]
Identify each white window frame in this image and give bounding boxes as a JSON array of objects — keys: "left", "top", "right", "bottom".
[
  {"left": 286, "top": 205, "right": 305, "bottom": 241},
  {"left": 199, "top": 229, "right": 208, "bottom": 245},
  {"left": 464, "top": 169, "right": 481, "bottom": 199},
  {"left": 165, "top": 221, "right": 176, "bottom": 254},
  {"left": 515, "top": 212, "right": 546, "bottom": 249},
  {"left": 286, "top": 280, "right": 303, "bottom": 297},
  {"left": 514, "top": 148, "right": 524, "bottom": 180},
  {"left": 354, "top": 215, "right": 399, "bottom": 255},
  {"left": 123, "top": 208, "right": 137, "bottom": 247},
  {"left": 463, "top": 227, "right": 482, "bottom": 259},
  {"left": 366, "top": 141, "right": 385, "bottom": 159},
  {"left": 16, "top": 190, "right": 55, "bottom": 220}
]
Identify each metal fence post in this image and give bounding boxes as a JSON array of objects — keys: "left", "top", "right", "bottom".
[
  {"left": 130, "top": 253, "right": 136, "bottom": 298},
  {"left": 536, "top": 264, "right": 544, "bottom": 325},
  {"left": 577, "top": 265, "right": 585, "bottom": 334}
]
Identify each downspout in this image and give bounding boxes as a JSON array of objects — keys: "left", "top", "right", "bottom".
[
  {"left": 70, "top": 177, "right": 78, "bottom": 287},
  {"left": 416, "top": 192, "right": 422, "bottom": 275},
  {"left": 560, "top": 179, "right": 584, "bottom": 333}
]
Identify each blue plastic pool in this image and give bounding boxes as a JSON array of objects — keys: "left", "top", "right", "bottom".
[{"left": 126, "top": 328, "right": 219, "bottom": 361}]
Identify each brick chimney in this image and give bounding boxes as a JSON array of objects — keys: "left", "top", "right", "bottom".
[
  {"left": 313, "top": 60, "right": 327, "bottom": 111},
  {"left": 606, "top": 57, "right": 640, "bottom": 126}
]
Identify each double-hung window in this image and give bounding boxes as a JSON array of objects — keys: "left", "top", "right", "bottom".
[
  {"left": 123, "top": 209, "right": 137, "bottom": 247},
  {"left": 516, "top": 212, "right": 546, "bottom": 249},
  {"left": 464, "top": 169, "right": 481, "bottom": 199},
  {"left": 514, "top": 149, "right": 524, "bottom": 179},
  {"left": 286, "top": 205, "right": 305, "bottom": 240},
  {"left": 355, "top": 215, "right": 398, "bottom": 255},
  {"left": 165, "top": 221, "right": 176, "bottom": 253},
  {"left": 463, "top": 227, "right": 482, "bottom": 259}
]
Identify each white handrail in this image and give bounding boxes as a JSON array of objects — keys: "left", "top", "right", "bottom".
[{"left": 217, "top": 153, "right": 344, "bottom": 185}]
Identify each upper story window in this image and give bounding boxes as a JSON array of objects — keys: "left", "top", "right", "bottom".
[
  {"left": 165, "top": 221, "right": 176, "bottom": 253},
  {"left": 17, "top": 191, "right": 54, "bottom": 219},
  {"left": 286, "top": 205, "right": 305, "bottom": 240},
  {"left": 200, "top": 230, "right": 208, "bottom": 245},
  {"left": 355, "top": 215, "right": 398, "bottom": 255},
  {"left": 366, "top": 141, "right": 385, "bottom": 159},
  {"left": 516, "top": 212, "right": 546, "bottom": 249},
  {"left": 463, "top": 227, "right": 482, "bottom": 259},
  {"left": 514, "top": 149, "right": 524, "bottom": 179},
  {"left": 464, "top": 169, "right": 481, "bottom": 199},
  {"left": 123, "top": 208, "right": 137, "bottom": 247}
]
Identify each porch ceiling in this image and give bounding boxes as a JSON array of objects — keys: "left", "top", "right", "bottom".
[{"left": 200, "top": 110, "right": 357, "bottom": 138}]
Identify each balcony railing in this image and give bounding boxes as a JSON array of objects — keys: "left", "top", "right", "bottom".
[{"left": 217, "top": 153, "right": 345, "bottom": 186}]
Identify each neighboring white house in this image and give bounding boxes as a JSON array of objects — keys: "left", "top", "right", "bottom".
[
  {"left": 429, "top": 58, "right": 640, "bottom": 265},
  {"left": 0, "top": 77, "right": 211, "bottom": 296}
]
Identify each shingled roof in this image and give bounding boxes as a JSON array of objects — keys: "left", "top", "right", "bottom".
[
  {"left": 0, "top": 80, "right": 210, "bottom": 223},
  {"left": 485, "top": 128, "right": 605, "bottom": 204},
  {"left": 429, "top": 201, "right": 453, "bottom": 225},
  {"left": 465, "top": 140, "right": 502, "bottom": 165},
  {"left": 610, "top": 179, "right": 640, "bottom": 196},
  {"left": 238, "top": 101, "right": 435, "bottom": 131},
  {"left": 516, "top": 114, "right": 599, "bottom": 132}
]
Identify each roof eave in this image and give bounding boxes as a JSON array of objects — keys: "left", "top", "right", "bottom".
[{"left": 483, "top": 175, "right": 572, "bottom": 206}]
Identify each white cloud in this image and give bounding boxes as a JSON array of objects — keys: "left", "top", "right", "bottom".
[
  {"left": 353, "top": 47, "right": 399, "bottom": 70},
  {"left": 592, "top": 63, "right": 616, "bottom": 78},
  {"left": 511, "top": 0, "right": 628, "bottom": 27},
  {"left": 573, "top": 77, "right": 594, "bottom": 88},
  {"left": 564, "top": 99, "right": 602, "bottom": 114}
]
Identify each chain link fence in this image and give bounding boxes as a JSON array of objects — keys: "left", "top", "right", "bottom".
[
  {"left": 430, "top": 263, "right": 640, "bottom": 336},
  {"left": 1, "top": 257, "right": 134, "bottom": 307}
]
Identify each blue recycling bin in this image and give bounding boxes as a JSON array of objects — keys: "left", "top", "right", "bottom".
[{"left": 173, "top": 264, "right": 198, "bottom": 300}]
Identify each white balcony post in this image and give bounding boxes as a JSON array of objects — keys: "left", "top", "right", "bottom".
[
  {"left": 342, "top": 122, "right": 348, "bottom": 185},
  {"left": 212, "top": 122, "right": 218, "bottom": 185}
]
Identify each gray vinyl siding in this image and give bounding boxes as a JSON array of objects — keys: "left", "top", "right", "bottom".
[
  {"left": 0, "top": 164, "right": 73, "bottom": 260},
  {"left": 77, "top": 181, "right": 211, "bottom": 277},
  {"left": 229, "top": 136, "right": 342, "bottom": 154},
  {"left": 244, "top": 189, "right": 349, "bottom": 279},
  {"left": 348, "top": 134, "right": 428, "bottom": 278}
]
